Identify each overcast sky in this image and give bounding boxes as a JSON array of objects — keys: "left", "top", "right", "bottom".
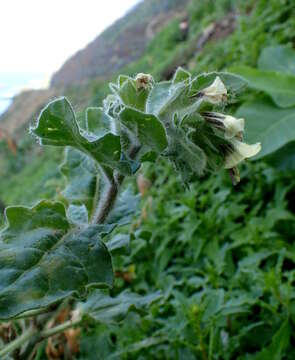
[{"left": 0, "top": 0, "right": 140, "bottom": 83}]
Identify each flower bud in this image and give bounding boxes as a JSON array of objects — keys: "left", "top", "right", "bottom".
[{"left": 135, "top": 73, "right": 154, "bottom": 91}]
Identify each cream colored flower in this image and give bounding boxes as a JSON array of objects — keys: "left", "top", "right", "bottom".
[
  {"left": 200, "top": 108, "right": 261, "bottom": 182},
  {"left": 201, "top": 112, "right": 244, "bottom": 139},
  {"left": 202, "top": 76, "right": 227, "bottom": 104},
  {"left": 223, "top": 115, "right": 245, "bottom": 139},
  {"left": 225, "top": 139, "right": 261, "bottom": 169}
]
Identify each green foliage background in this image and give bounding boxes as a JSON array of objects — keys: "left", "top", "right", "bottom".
[{"left": 1, "top": 0, "right": 295, "bottom": 358}]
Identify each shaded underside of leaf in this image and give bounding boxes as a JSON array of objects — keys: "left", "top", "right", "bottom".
[
  {"left": 86, "top": 107, "right": 115, "bottom": 137},
  {"left": 106, "top": 186, "right": 140, "bottom": 226},
  {"left": 60, "top": 148, "right": 97, "bottom": 213}
]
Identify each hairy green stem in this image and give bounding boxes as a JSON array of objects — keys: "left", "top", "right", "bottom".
[
  {"left": 92, "top": 145, "right": 140, "bottom": 224},
  {"left": 91, "top": 174, "right": 101, "bottom": 221},
  {"left": 92, "top": 173, "right": 123, "bottom": 224}
]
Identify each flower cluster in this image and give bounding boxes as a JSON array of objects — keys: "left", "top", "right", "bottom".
[
  {"left": 199, "top": 77, "right": 261, "bottom": 183},
  {"left": 95, "top": 70, "right": 260, "bottom": 185}
]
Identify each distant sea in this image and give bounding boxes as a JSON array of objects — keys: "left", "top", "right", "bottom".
[{"left": 0, "top": 72, "right": 47, "bottom": 116}]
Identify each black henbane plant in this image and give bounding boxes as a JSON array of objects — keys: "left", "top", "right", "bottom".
[{"left": 0, "top": 68, "right": 260, "bottom": 357}]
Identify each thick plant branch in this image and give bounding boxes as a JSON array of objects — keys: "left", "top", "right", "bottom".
[
  {"left": 92, "top": 145, "right": 140, "bottom": 224},
  {"left": 92, "top": 174, "right": 122, "bottom": 224}
]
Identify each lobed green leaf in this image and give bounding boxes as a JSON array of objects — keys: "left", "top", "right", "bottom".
[
  {"left": 0, "top": 201, "right": 113, "bottom": 319},
  {"left": 119, "top": 107, "right": 168, "bottom": 160},
  {"left": 117, "top": 78, "right": 150, "bottom": 112},
  {"left": 31, "top": 97, "right": 125, "bottom": 174}
]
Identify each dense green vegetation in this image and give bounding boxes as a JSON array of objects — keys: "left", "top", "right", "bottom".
[
  {"left": 85, "top": 161, "right": 295, "bottom": 359},
  {"left": 1, "top": 0, "right": 295, "bottom": 358}
]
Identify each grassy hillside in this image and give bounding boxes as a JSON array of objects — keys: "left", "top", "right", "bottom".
[
  {"left": 1, "top": 0, "right": 294, "bottom": 211},
  {"left": 1, "top": 0, "right": 295, "bottom": 358}
]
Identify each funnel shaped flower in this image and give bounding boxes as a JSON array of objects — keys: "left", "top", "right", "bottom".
[
  {"left": 201, "top": 111, "right": 261, "bottom": 173},
  {"left": 223, "top": 115, "right": 244, "bottom": 139},
  {"left": 201, "top": 76, "right": 227, "bottom": 104},
  {"left": 225, "top": 139, "right": 261, "bottom": 169},
  {"left": 202, "top": 112, "right": 244, "bottom": 139}
]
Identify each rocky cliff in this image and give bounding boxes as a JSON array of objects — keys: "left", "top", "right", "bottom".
[
  {"left": 50, "top": 0, "right": 188, "bottom": 86},
  {"left": 0, "top": 0, "right": 188, "bottom": 134}
]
